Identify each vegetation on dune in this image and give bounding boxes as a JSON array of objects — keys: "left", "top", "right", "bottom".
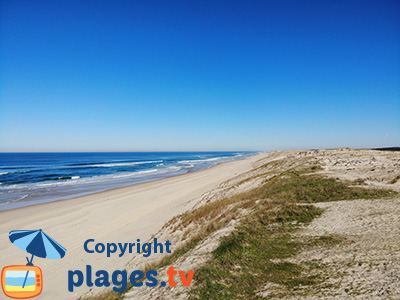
[
  {"left": 185, "top": 167, "right": 396, "bottom": 299},
  {"left": 248, "top": 170, "right": 396, "bottom": 203},
  {"left": 86, "top": 162, "right": 397, "bottom": 300},
  {"left": 189, "top": 203, "right": 324, "bottom": 300}
]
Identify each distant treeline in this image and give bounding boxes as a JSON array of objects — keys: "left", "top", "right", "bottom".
[{"left": 372, "top": 147, "right": 400, "bottom": 151}]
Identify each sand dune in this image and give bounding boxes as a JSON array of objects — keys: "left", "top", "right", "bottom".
[{"left": 1, "top": 149, "right": 399, "bottom": 300}]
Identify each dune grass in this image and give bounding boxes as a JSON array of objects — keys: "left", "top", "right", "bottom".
[
  {"left": 174, "top": 168, "right": 395, "bottom": 233},
  {"left": 186, "top": 168, "right": 396, "bottom": 299},
  {"left": 188, "top": 203, "right": 324, "bottom": 299},
  {"left": 247, "top": 170, "right": 396, "bottom": 203}
]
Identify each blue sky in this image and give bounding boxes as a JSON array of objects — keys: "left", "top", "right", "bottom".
[{"left": 1, "top": 0, "right": 399, "bottom": 152}]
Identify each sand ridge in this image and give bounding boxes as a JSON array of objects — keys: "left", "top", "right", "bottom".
[{"left": 120, "top": 148, "right": 400, "bottom": 299}]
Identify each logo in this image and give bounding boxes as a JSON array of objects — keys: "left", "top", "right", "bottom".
[{"left": 1, "top": 229, "right": 66, "bottom": 299}]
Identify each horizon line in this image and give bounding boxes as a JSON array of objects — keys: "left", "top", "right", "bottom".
[{"left": 1, "top": 146, "right": 399, "bottom": 154}]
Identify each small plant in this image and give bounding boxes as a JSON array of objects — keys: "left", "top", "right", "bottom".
[
  {"left": 389, "top": 175, "right": 400, "bottom": 184},
  {"left": 355, "top": 178, "right": 366, "bottom": 185}
]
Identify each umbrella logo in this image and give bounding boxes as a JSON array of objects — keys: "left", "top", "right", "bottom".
[{"left": 1, "top": 229, "right": 67, "bottom": 299}]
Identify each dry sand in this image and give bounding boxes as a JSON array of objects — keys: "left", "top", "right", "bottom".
[
  {"left": 0, "top": 153, "right": 264, "bottom": 299},
  {"left": 121, "top": 148, "right": 400, "bottom": 300},
  {"left": 286, "top": 197, "right": 400, "bottom": 299}
]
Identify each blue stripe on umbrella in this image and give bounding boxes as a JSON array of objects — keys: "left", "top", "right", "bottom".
[
  {"left": 9, "top": 230, "right": 37, "bottom": 243},
  {"left": 42, "top": 232, "right": 66, "bottom": 259},
  {"left": 9, "top": 230, "right": 36, "bottom": 237},
  {"left": 26, "top": 232, "right": 47, "bottom": 258},
  {"left": 43, "top": 231, "right": 65, "bottom": 250},
  {"left": 10, "top": 231, "right": 38, "bottom": 252}
]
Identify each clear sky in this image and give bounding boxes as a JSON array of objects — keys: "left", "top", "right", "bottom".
[{"left": 1, "top": 0, "right": 399, "bottom": 152}]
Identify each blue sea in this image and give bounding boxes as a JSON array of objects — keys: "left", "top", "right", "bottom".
[{"left": 0, "top": 152, "right": 255, "bottom": 211}]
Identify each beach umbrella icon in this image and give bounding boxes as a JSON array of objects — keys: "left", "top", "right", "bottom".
[{"left": 9, "top": 229, "right": 66, "bottom": 288}]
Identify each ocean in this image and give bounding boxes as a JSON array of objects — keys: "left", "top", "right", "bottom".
[{"left": 0, "top": 152, "right": 255, "bottom": 211}]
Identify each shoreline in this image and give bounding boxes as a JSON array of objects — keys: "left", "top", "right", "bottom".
[
  {"left": 0, "top": 152, "right": 258, "bottom": 212},
  {"left": 0, "top": 152, "right": 265, "bottom": 299}
]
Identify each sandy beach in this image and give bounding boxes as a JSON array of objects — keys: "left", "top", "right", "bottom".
[
  {"left": 0, "top": 153, "right": 264, "bottom": 299},
  {"left": 1, "top": 149, "right": 399, "bottom": 300}
]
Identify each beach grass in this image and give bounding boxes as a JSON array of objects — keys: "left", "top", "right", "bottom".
[
  {"left": 186, "top": 168, "right": 395, "bottom": 299},
  {"left": 173, "top": 167, "right": 395, "bottom": 234},
  {"left": 188, "top": 203, "right": 324, "bottom": 299},
  {"left": 247, "top": 170, "right": 396, "bottom": 203}
]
